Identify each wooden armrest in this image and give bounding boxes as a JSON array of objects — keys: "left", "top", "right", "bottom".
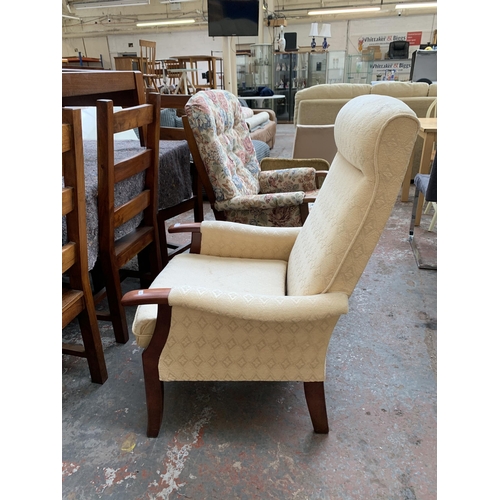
[
  {"left": 168, "top": 223, "right": 202, "bottom": 254},
  {"left": 122, "top": 288, "right": 171, "bottom": 306},
  {"left": 168, "top": 222, "right": 201, "bottom": 233},
  {"left": 303, "top": 195, "right": 317, "bottom": 204},
  {"left": 315, "top": 170, "right": 329, "bottom": 188}
]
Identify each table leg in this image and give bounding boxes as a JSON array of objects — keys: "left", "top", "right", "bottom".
[
  {"left": 414, "top": 131, "right": 436, "bottom": 226},
  {"left": 401, "top": 147, "right": 415, "bottom": 202}
]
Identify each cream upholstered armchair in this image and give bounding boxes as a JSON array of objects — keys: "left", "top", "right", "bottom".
[
  {"left": 122, "top": 94, "right": 419, "bottom": 437},
  {"left": 183, "top": 89, "right": 329, "bottom": 227}
]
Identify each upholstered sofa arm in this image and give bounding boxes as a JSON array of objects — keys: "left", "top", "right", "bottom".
[
  {"left": 199, "top": 220, "right": 300, "bottom": 260},
  {"left": 128, "top": 288, "right": 348, "bottom": 347},
  {"left": 260, "top": 157, "right": 330, "bottom": 171},
  {"left": 254, "top": 108, "right": 277, "bottom": 123},
  {"left": 215, "top": 192, "right": 306, "bottom": 212},
  {"left": 259, "top": 167, "right": 317, "bottom": 194},
  {"left": 168, "top": 288, "right": 349, "bottom": 321}
]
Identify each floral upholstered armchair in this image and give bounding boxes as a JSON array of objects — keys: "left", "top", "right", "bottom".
[
  {"left": 183, "top": 90, "right": 330, "bottom": 227},
  {"left": 122, "top": 95, "right": 419, "bottom": 437}
]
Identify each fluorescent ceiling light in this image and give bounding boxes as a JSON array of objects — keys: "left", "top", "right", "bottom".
[
  {"left": 308, "top": 7, "right": 380, "bottom": 15},
  {"left": 73, "top": 0, "right": 150, "bottom": 9},
  {"left": 159, "top": 1, "right": 199, "bottom": 3},
  {"left": 395, "top": 2, "right": 437, "bottom": 8},
  {"left": 62, "top": 14, "right": 81, "bottom": 19},
  {"left": 136, "top": 19, "right": 196, "bottom": 26}
]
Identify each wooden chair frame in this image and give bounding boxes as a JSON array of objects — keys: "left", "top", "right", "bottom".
[
  {"left": 154, "top": 93, "right": 204, "bottom": 266},
  {"left": 95, "top": 92, "right": 162, "bottom": 344},
  {"left": 62, "top": 107, "right": 108, "bottom": 384},
  {"left": 139, "top": 39, "right": 161, "bottom": 92}
]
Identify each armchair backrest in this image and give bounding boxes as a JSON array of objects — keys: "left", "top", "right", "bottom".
[
  {"left": 185, "top": 90, "right": 260, "bottom": 202},
  {"left": 287, "top": 95, "right": 419, "bottom": 297}
]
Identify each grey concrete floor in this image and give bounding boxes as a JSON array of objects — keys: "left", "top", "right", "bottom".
[{"left": 62, "top": 124, "right": 437, "bottom": 499}]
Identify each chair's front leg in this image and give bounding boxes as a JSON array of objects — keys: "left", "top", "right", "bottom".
[{"left": 304, "top": 382, "right": 329, "bottom": 434}]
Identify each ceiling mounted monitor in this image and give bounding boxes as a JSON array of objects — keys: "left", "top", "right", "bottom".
[{"left": 208, "top": 0, "right": 259, "bottom": 37}]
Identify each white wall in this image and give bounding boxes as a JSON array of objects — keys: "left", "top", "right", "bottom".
[{"left": 66, "top": 13, "right": 436, "bottom": 71}]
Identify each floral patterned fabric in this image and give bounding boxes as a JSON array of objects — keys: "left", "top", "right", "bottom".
[
  {"left": 259, "top": 168, "right": 317, "bottom": 194},
  {"left": 185, "top": 90, "right": 316, "bottom": 227},
  {"left": 185, "top": 90, "right": 260, "bottom": 201}
]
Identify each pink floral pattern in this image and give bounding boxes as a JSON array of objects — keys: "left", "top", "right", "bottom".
[{"left": 185, "top": 90, "right": 316, "bottom": 227}]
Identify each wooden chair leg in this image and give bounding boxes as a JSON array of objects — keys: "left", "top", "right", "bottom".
[
  {"left": 140, "top": 302, "right": 173, "bottom": 437},
  {"left": 143, "top": 353, "right": 164, "bottom": 438},
  {"left": 304, "top": 381, "right": 329, "bottom": 434},
  {"left": 101, "top": 260, "right": 129, "bottom": 344},
  {"left": 77, "top": 308, "right": 108, "bottom": 384}
]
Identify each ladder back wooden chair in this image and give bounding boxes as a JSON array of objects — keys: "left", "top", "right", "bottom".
[
  {"left": 93, "top": 92, "right": 163, "bottom": 344},
  {"left": 154, "top": 93, "right": 204, "bottom": 266},
  {"left": 62, "top": 107, "right": 108, "bottom": 384},
  {"left": 139, "top": 40, "right": 160, "bottom": 92}
]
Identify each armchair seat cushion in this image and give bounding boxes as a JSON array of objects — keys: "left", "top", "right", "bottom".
[{"left": 132, "top": 253, "right": 287, "bottom": 347}]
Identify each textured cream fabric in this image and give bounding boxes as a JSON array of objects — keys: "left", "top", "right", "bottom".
[
  {"left": 370, "top": 81, "right": 430, "bottom": 97},
  {"left": 159, "top": 311, "right": 342, "bottom": 381},
  {"left": 294, "top": 82, "right": 437, "bottom": 125},
  {"left": 199, "top": 220, "right": 300, "bottom": 260},
  {"left": 287, "top": 94, "right": 419, "bottom": 297},
  {"left": 133, "top": 253, "right": 288, "bottom": 348}
]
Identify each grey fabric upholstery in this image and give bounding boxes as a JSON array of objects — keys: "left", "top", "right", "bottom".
[
  {"left": 252, "top": 140, "right": 270, "bottom": 163},
  {"left": 414, "top": 153, "right": 437, "bottom": 202}
]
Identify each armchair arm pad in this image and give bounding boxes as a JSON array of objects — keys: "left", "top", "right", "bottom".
[
  {"left": 260, "top": 157, "right": 330, "bottom": 171},
  {"left": 215, "top": 192, "right": 305, "bottom": 211},
  {"left": 254, "top": 108, "right": 277, "bottom": 123},
  {"left": 168, "top": 288, "right": 349, "bottom": 321},
  {"left": 259, "top": 167, "right": 317, "bottom": 194},
  {"left": 199, "top": 220, "right": 300, "bottom": 260}
]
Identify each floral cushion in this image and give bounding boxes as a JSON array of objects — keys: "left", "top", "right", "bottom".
[
  {"left": 259, "top": 168, "right": 317, "bottom": 194},
  {"left": 185, "top": 90, "right": 260, "bottom": 202}
]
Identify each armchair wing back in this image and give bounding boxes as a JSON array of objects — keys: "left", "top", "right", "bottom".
[
  {"left": 185, "top": 89, "right": 260, "bottom": 201},
  {"left": 287, "top": 94, "right": 420, "bottom": 297}
]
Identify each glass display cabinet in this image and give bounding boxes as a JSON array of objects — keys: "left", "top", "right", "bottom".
[
  {"left": 250, "top": 43, "right": 273, "bottom": 89},
  {"left": 273, "top": 51, "right": 308, "bottom": 122},
  {"left": 327, "top": 50, "right": 346, "bottom": 83},
  {"left": 308, "top": 52, "right": 328, "bottom": 87},
  {"left": 236, "top": 53, "right": 251, "bottom": 93},
  {"left": 346, "top": 53, "right": 374, "bottom": 84}
]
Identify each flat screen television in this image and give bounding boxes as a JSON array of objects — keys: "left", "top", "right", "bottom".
[{"left": 208, "top": 0, "right": 259, "bottom": 37}]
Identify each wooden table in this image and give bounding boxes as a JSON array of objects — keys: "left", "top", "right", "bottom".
[
  {"left": 172, "top": 68, "right": 198, "bottom": 94},
  {"left": 401, "top": 117, "right": 437, "bottom": 224},
  {"left": 170, "top": 55, "right": 224, "bottom": 90},
  {"left": 239, "top": 94, "right": 286, "bottom": 108}
]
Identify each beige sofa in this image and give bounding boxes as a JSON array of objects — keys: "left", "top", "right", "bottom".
[{"left": 294, "top": 82, "right": 437, "bottom": 175}]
